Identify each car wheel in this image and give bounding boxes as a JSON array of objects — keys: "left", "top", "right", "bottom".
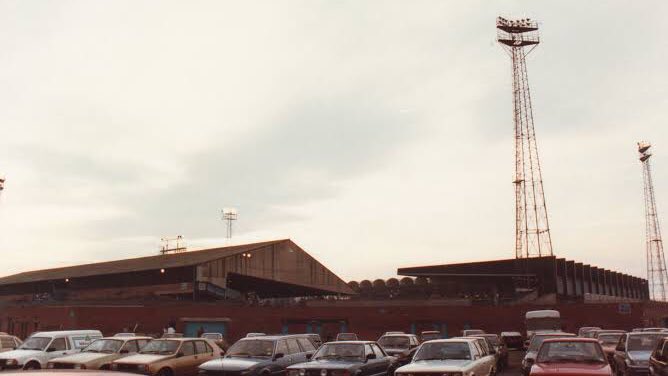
[
  {"left": 157, "top": 368, "right": 173, "bottom": 376},
  {"left": 24, "top": 362, "right": 41, "bottom": 370}
]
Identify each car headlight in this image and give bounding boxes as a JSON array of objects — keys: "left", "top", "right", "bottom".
[
  {"left": 139, "top": 364, "right": 150, "bottom": 372},
  {"left": 111, "top": 364, "right": 119, "bottom": 370},
  {"left": 288, "top": 370, "right": 300, "bottom": 376},
  {"left": 5, "top": 359, "right": 17, "bottom": 366},
  {"left": 74, "top": 364, "right": 87, "bottom": 370},
  {"left": 299, "top": 369, "right": 306, "bottom": 376},
  {"left": 47, "top": 363, "right": 55, "bottom": 369}
]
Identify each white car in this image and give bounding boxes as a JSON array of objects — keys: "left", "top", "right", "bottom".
[
  {"left": 395, "top": 338, "right": 497, "bottom": 376},
  {"left": 0, "top": 330, "right": 102, "bottom": 370}
]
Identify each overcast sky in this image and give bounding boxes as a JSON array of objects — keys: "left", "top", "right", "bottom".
[{"left": 0, "top": 1, "right": 667, "bottom": 282}]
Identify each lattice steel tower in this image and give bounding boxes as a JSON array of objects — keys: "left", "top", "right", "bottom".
[
  {"left": 497, "top": 17, "right": 553, "bottom": 259},
  {"left": 638, "top": 142, "right": 668, "bottom": 301}
]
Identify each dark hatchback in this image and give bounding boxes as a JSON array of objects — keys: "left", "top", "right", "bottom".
[
  {"left": 198, "top": 334, "right": 317, "bottom": 376},
  {"left": 376, "top": 334, "right": 419, "bottom": 366},
  {"left": 287, "top": 341, "right": 397, "bottom": 376}
]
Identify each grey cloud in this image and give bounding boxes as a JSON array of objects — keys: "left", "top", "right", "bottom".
[{"left": 84, "top": 91, "right": 422, "bottom": 240}]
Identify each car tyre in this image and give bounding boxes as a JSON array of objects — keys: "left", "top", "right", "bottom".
[
  {"left": 24, "top": 361, "right": 41, "bottom": 370},
  {"left": 157, "top": 367, "right": 173, "bottom": 376}
]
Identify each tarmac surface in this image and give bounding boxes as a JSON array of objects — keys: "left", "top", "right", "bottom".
[{"left": 499, "top": 350, "right": 525, "bottom": 376}]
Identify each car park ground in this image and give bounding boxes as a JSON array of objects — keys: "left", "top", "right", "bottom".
[{"left": 499, "top": 349, "right": 525, "bottom": 376}]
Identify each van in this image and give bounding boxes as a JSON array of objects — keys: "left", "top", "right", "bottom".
[{"left": 0, "top": 330, "right": 102, "bottom": 370}]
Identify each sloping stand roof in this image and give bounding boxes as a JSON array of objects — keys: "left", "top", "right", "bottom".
[{"left": 0, "top": 239, "right": 354, "bottom": 296}]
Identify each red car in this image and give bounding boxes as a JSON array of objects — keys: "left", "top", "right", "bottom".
[{"left": 530, "top": 338, "right": 613, "bottom": 376}]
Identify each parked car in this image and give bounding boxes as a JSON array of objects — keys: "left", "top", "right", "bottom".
[
  {"left": 596, "top": 332, "right": 626, "bottom": 371},
  {"left": 463, "top": 329, "right": 486, "bottom": 337},
  {"left": 336, "top": 333, "right": 359, "bottom": 341},
  {"left": 0, "top": 335, "right": 22, "bottom": 353},
  {"left": 377, "top": 333, "right": 420, "bottom": 365},
  {"left": 579, "top": 327, "right": 603, "bottom": 337},
  {"left": 650, "top": 336, "right": 668, "bottom": 376},
  {"left": 287, "top": 341, "right": 398, "bottom": 376},
  {"left": 614, "top": 332, "right": 666, "bottom": 376},
  {"left": 199, "top": 334, "right": 317, "bottom": 376},
  {"left": 529, "top": 337, "right": 611, "bottom": 376},
  {"left": 472, "top": 334, "right": 508, "bottom": 370},
  {"left": 419, "top": 331, "right": 441, "bottom": 342},
  {"left": 395, "top": 338, "right": 497, "bottom": 376},
  {"left": 112, "top": 337, "right": 222, "bottom": 376},
  {"left": 521, "top": 332, "right": 576, "bottom": 376},
  {"left": 0, "top": 330, "right": 102, "bottom": 370},
  {"left": 501, "top": 331, "right": 524, "bottom": 350},
  {"left": 48, "top": 336, "right": 152, "bottom": 370},
  {"left": 200, "top": 333, "right": 228, "bottom": 352}
]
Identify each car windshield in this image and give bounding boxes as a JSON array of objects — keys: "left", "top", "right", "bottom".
[
  {"left": 337, "top": 334, "right": 357, "bottom": 341},
  {"left": 598, "top": 334, "right": 623, "bottom": 346},
  {"left": 83, "top": 339, "right": 123, "bottom": 353},
  {"left": 139, "top": 340, "right": 179, "bottom": 355},
  {"left": 19, "top": 337, "right": 51, "bottom": 351},
  {"left": 627, "top": 334, "right": 664, "bottom": 351},
  {"left": 536, "top": 341, "right": 606, "bottom": 363},
  {"left": 314, "top": 344, "right": 364, "bottom": 360},
  {"left": 528, "top": 335, "right": 574, "bottom": 352},
  {"left": 414, "top": 342, "right": 471, "bottom": 361},
  {"left": 378, "top": 336, "right": 409, "bottom": 349},
  {"left": 226, "top": 340, "right": 275, "bottom": 358}
]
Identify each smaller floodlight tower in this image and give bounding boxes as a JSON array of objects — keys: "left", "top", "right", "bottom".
[
  {"left": 638, "top": 142, "right": 668, "bottom": 301},
  {"left": 222, "top": 208, "right": 238, "bottom": 239}
]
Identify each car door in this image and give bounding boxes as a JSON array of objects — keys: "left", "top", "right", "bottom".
[
  {"left": 46, "top": 337, "right": 70, "bottom": 361},
  {"left": 286, "top": 338, "right": 304, "bottom": 365},
  {"left": 174, "top": 341, "right": 198, "bottom": 376},
  {"left": 364, "top": 343, "right": 386, "bottom": 376},
  {"left": 195, "top": 341, "right": 216, "bottom": 365},
  {"left": 469, "top": 343, "right": 485, "bottom": 376},
  {"left": 371, "top": 344, "right": 391, "bottom": 375},
  {"left": 274, "top": 340, "right": 293, "bottom": 371},
  {"left": 297, "top": 337, "right": 317, "bottom": 360}
]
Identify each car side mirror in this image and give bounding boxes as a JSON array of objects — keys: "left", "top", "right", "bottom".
[
  {"left": 274, "top": 353, "right": 284, "bottom": 360},
  {"left": 120, "top": 349, "right": 129, "bottom": 354},
  {"left": 176, "top": 352, "right": 184, "bottom": 358},
  {"left": 616, "top": 344, "right": 626, "bottom": 352},
  {"left": 47, "top": 347, "right": 57, "bottom": 352},
  {"left": 306, "top": 353, "right": 313, "bottom": 360},
  {"left": 220, "top": 351, "right": 225, "bottom": 356},
  {"left": 366, "top": 354, "right": 376, "bottom": 361}
]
